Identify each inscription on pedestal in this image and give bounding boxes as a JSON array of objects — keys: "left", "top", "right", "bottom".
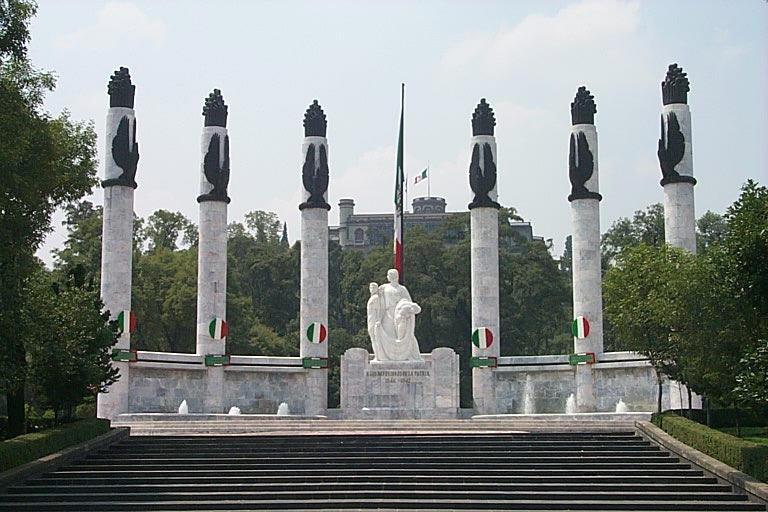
[{"left": 366, "top": 369, "right": 430, "bottom": 384}]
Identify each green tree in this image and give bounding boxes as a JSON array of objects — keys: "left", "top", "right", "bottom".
[
  {"left": 0, "top": 1, "right": 98, "bottom": 435},
  {"left": 52, "top": 201, "right": 103, "bottom": 285},
  {"left": 23, "top": 266, "right": 118, "bottom": 422},
  {"left": 603, "top": 244, "right": 695, "bottom": 411},
  {"left": 141, "top": 209, "right": 195, "bottom": 252},
  {"left": 244, "top": 210, "right": 282, "bottom": 244},
  {"left": 696, "top": 211, "right": 726, "bottom": 255},
  {"left": 601, "top": 203, "right": 665, "bottom": 267}
]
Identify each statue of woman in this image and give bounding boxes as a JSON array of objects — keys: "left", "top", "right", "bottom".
[{"left": 368, "top": 269, "right": 422, "bottom": 361}]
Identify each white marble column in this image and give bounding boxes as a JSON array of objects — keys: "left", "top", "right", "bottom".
[
  {"left": 468, "top": 99, "right": 500, "bottom": 415},
  {"left": 299, "top": 101, "right": 330, "bottom": 415},
  {"left": 659, "top": 65, "right": 696, "bottom": 254},
  {"left": 568, "top": 87, "right": 603, "bottom": 413},
  {"left": 196, "top": 90, "right": 230, "bottom": 414},
  {"left": 97, "top": 68, "right": 138, "bottom": 421}
]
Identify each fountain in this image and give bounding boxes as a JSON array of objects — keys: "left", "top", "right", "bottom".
[
  {"left": 178, "top": 400, "right": 188, "bottom": 415},
  {"left": 228, "top": 406, "right": 241, "bottom": 415},
  {"left": 522, "top": 375, "right": 535, "bottom": 415},
  {"left": 615, "top": 398, "right": 628, "bottom": 413},
  {"left": 565, "top": 393, "right": 577, "bottom": 414},
  {"left": 277, "top": 402, "right": 290, "bottom": 416}
]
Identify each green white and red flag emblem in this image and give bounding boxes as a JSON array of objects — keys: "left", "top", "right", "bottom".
[
  {"left": 572, "top": 316, "right": 589, "bottom": 339},
  {"left": 472, "top": 327, "right": 494, "bottom": 349},
  {"left": 306, "top": 322, "right": 327, "bottom": 344},
  {"left": 116, "top": 310, "right": 137, "bottom": 334},
  {"left": 209, "top": 318, "right": 228, "bottom": 339}
]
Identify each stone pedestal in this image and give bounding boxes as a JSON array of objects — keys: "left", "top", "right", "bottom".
[
  {"left": 97, "top": 185, "right": 134, "bottom": 420},
  {"left": 196, "top": 199, "right": 228, "bottom": 357},
  {"left": 471, "top": 207, "right": 500, "bottom": 415},
  {"left": 341, "top": 347, "right": 459, "bottom": 419}
]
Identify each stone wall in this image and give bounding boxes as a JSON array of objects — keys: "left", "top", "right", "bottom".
[
  {"left": 491, "top": 352, "right": 695, "bottom": 414},
  {"left": 125, "top": 353, "right": 321, "bottom": 415}
]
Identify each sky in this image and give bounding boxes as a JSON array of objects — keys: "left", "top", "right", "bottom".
[{"left": 30, "top": 0, "right": 768, "bottom": 263}]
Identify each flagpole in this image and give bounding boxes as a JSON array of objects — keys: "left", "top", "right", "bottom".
[
  {"left": 427, "top": 162, "right": 431, "bottom": 198},
  {"left": 394, "top": 83, "right": 405, "bottom": 285}
]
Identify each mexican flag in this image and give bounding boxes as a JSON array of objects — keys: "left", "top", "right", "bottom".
[
  {"left": 572, "top": 316, "right": 590, "bottom": 339},
  {"left": 116, "top": 310, "right": 137, "bottom": 334},
  {"left": 209, "top": 318, "right": 228, "bottom": 339},
  {"left": 472, "top": 327, "right": 494, "bottom": 349},
  {"left": 306, "top": 322, "right": 327, "bottom": 344},
  {"left": 413, "top": 168, "right": 428, "bottom": 184},
  {"left": 393, "top": 84, "right": 405, "bottom": 283}
]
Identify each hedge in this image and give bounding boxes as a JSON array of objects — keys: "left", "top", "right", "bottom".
[
  {"left": 652, "top": 412, "right": 768, "bottom": 481},
  {"left": 0, "top": 418, "right": 110, "bottom": 472},
  {"left": 666, "top": 408, "right": 768, "bottom": 428}
]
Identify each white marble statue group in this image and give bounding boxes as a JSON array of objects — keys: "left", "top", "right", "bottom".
[{"left": 366, "top": 269, "right": 422, "bottom": 362}]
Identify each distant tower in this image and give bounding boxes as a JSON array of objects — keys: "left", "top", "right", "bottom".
[
  {"left": 658, "top": 64, "right": 696, "bottom": 253},
  {"left": 568, "top": 86, "right": 603, "bottom": 413},
  {"left": 97, "top": 67, "right": 139, "bottom": 420},
  {"left": 299, "top": 100, "right": 330, "bottom": 415},
  {"left": 338, "top": 198, "right": 355, "bottom": 247},
  {"left": 468, "top": 99, "right": 501, "bottom": 415}
]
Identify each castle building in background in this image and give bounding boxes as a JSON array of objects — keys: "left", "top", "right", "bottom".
[{"left": 329, "top": 196, "right": 544, "bottom": 251}]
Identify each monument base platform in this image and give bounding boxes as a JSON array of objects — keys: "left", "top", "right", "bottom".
[{"left": 340, "top": 347, "right": 459, "bottom": 419}]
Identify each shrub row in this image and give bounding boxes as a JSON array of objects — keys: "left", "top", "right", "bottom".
[
  {"left": 666, "top": 408, "right": 768, "bottom": 428},
  {"left": 0, "top": 418, "right": 110, "bottom": 472},
  {"left": 652, "top": 412, "right": 767, "bottom": 482}
]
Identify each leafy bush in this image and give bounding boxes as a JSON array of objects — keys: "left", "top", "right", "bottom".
[
  {"left": 666, "top": 408, "right": 768, "bottom": 428},
  {"left": 0, "top": 418, "right": 110, "bottom": 472},
  {"left": 653, "top": 412, "right": 768, "bottom": 481}
]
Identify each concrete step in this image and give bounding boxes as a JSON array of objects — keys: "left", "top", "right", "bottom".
[{"left": 2, "top": 432, "right": 763, "bottom": 511}]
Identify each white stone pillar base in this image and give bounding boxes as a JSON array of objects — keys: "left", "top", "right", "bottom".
[
  {"left": 470, "top": 207, "right": 500, "bottom": 415},
  {"left": 203, "top": 366, "right": 225, "bottom": 414},
  {"left": 571, "top": 198, "right": 603, "bottom": 413},
  {"left": 97, "top": 184, "right": 135, "bottom": 420},
  {"left": 299, "top": 208, "right": 329, "bottom": 359},
  {"left": 196, "top": 201, "right": 228, "bottom": 356}
]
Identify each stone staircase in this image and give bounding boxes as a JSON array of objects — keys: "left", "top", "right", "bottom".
[{"left": 1, "top": 431, "right": 764, "bottom": 511}]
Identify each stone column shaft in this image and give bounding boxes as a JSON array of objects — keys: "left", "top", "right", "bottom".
[
  {"left": 568, "top": 86, "right": 602, "bottom": 413},
  {"left": 97, "top": 69, "right": 138, "bottom": 420},
  {"left": 468, "top": 99, "right": 500, "bottom": 415},
  {"left": 299, "top": 101, "right": 330, "bottom": 415}
]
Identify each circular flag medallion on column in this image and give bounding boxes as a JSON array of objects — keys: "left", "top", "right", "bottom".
[
  {"left": 209, "top": 318, "right": 228, "bottom": 340},
  {"left": 572, "top": 316, "right": 590, "bottom": 339},
  {"left": 116, "top": 310, "right": 137, "bottom": 334},
  {"left": 306, "top": 322, "right": 327, "bottom": 344},
  {"left": 472, "top": 327, "right": 494, "bottom": 349}
]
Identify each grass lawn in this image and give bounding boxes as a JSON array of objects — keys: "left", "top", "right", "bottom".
[{"left": 717, "top": 426, "right": 768, "bottom": 446}]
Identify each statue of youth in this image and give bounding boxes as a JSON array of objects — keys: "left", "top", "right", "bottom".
[{"left": 367, "top": 269, "right": 422, "bottom": 361}]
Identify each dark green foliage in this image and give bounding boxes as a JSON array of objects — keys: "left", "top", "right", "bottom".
[
  {"left": 0, "top": 418, "right": 109, "bottom": 472},
  {"left": 23, "top": 268, "right": 119, "bottom": 422},
  {"left": 1, "top": 1, "right": 99, "bottom": 435},
  {"left": 652, "top": 412, "right": 768, "bottom": 481}
]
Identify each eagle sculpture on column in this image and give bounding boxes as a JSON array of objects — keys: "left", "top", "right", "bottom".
[
  {"left": 203, "top": 133, "right": 230, "bottom": 202},
  {"left": 111, "top": 116, "right": 139, "bottom": 188}
]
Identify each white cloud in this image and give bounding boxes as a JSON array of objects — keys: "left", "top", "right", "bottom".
[
  {"left": 57, "top": 2, "right": 166, "bottom": 50},
  {"left": 441, "top": 0, "right": 640, "bottom": 75}
]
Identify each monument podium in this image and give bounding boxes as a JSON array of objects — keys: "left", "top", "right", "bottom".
[{"left": 340, "top": 347, "right": 459, "bottom": 419}]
